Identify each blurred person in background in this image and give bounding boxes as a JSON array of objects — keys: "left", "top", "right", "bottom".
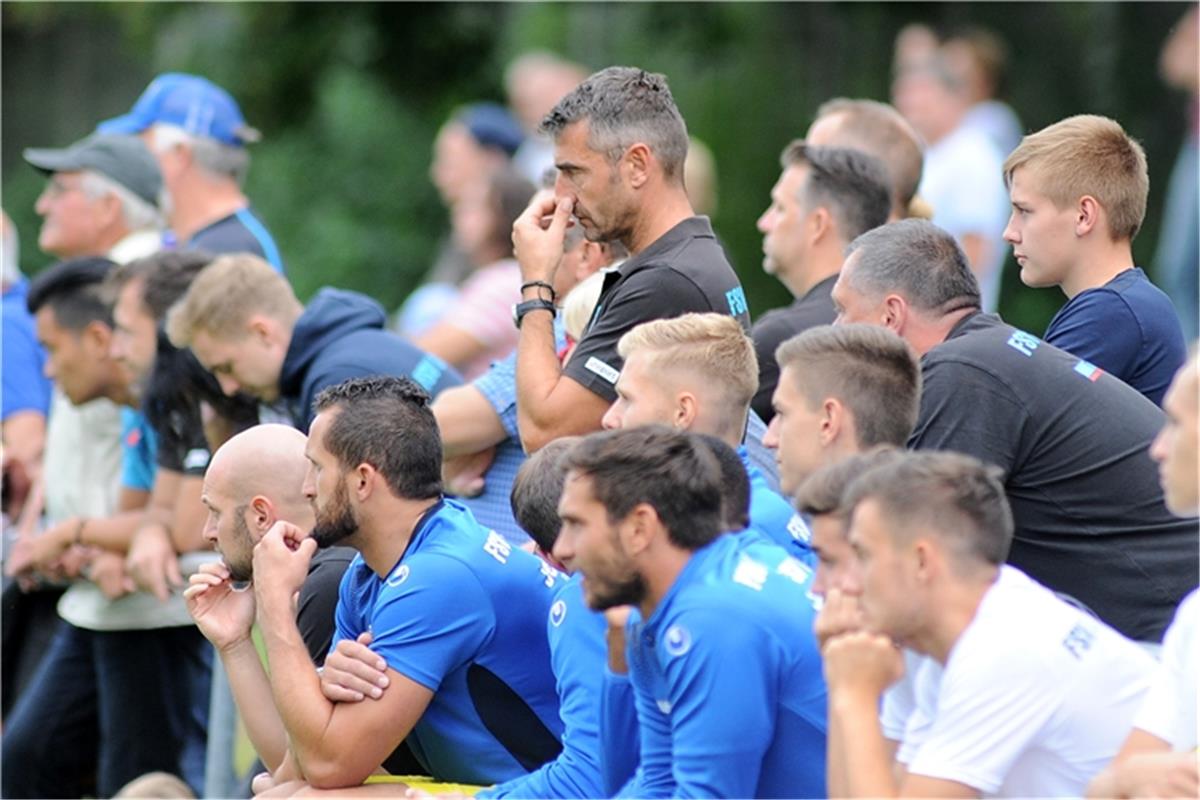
[
  {"left": 942, "top": 26, "right": 1024, "bottom": 156},
  {"left": 99, "top": 72, "right": 285, "bottom": 271},
  {"left": 413, "top": 168, "right": 535, "bottom": 379},
  {"left": 893, "top": 51, "right": 1010, "bottom": 312},
  {"left": 505, "top": 52, "right": 589, "bottom": 184}
]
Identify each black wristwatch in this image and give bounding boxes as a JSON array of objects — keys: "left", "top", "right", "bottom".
[{"left": 513, "top": 298, "right": 557, "bottom": 329}]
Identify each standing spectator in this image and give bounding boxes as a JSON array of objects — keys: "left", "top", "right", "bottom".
[
  {"left": 512, "top": 66, "right": 751, "bottom": 451},
  {"left": 99, "top": 72, "right": 285, "bottom": 271},
  {"left": 893, "top": 55, "right": 1010, "bottom": 311},
  {"left": 505, "top": 52, "right": 588, "bottom": 184},
  {"left": 831, "top": 219, "right": 1198, "bottom": 642},
  {"left": 752, "top": 142, "right": 892, "bottom": 421},
  {"left": 1004, "top": 114, "right": 1186, "bottom": 407},
  {"left": 166, "top": 254, "right": 461, "bottom": 432},
  {"left": 942, "top": 27, "right": 1024, "bottom": 155}
]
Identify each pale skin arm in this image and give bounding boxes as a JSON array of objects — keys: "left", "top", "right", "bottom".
[
  {"left": 254, "top": 523, "right": 435, "bottom": 790},
  {"left": 1086, "top": 728, "right": 1198, "bottom": 799},
  {"left": 185, "top": 561, "right": 289, "bottom": 771},
  {"left": 432, "top": 385, "right": 508, "bottom": 458},
  {"left": 3, "top": 410, "right": 46, "bottom": 480},
  {"left": 413, "top": 324, "right": 490, "bottom": 375},
  {"left": 511, "top": 193, "right": 612, "bottom": 453},
  {"left": 824, "top": 632, "right": 978, "bottom": 799}
]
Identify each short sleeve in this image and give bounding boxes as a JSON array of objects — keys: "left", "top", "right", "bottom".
[
  {"left": 1, "top": 311, "right": 50, "bottom": 420},
  {"left": 1132, "top": 590, "right": 1198, "bottom": 749},
  {"left": 473, "top": 354, "right": 520, "bottom": 438},
  {"left": 368, "top": 554, "right": 494, "bottom": 691},
  {"left": 120, "top": 409, "right": 158, "bottom": 492},
  {"left": 438, "top": 262, "right": 521, "bottom": 353},
  {"left": 1044, "top": 291, "right": 1141, "bottom": 380},
  {"left": 562, "top": 269, "right": 710, "bottom": 403}
]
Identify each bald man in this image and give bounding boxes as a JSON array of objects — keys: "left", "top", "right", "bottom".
[{"left": 187, "top": 424, "right": 354, "bottom": 774}]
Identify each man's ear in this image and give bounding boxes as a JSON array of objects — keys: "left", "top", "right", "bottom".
[
  {"left": 819, "top": 397, "right": 843, "bottom": 447},
  {"left": 808, "top": 207, "right": 833, "bottom": 247},
  {"left": 623, "top": 143, "right": 652, "bottom": 189},
  {"left": 675, "top": 392, "right": 698, "bottom": 429},
  {"left": 620, "top": 503, "right": 657, "bottom": 557},
  {"left": 881, "top": 294, "right": 907, "bottom": 334},
  {"left": 81, "top": 320, "right": 114, "bottom": 355},
  {"left": 1075, "top": 195, "right": 1102, "bottom": 237},
  {"left": 249, "top": 495, "right": 275, "bottom": 534}
]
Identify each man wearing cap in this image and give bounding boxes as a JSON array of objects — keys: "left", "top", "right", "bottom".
[
  {"left": 25, "top": 132, "right": 164, "bottom": 264},
  {"left": 99, "top": 72, "right": 285, "bottom": 272}
]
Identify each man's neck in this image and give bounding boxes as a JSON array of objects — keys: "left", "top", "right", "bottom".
[
  {"left": 170, "top": 176, "right": 249, "bottom": 244},
  {"left": 1060, "top": 241, "right": 1135, "bottom": 299},
  {"left": 357, "top": 496, "right": 441, "bottom": 577},
  {"left": 637, "top": 544, "right": 694, "bottom": 620},
  {"left": 783, "top": 250, "right": 842, "bottom": 299},
  {"left": 915, "top": 567, "right": 998, "bottom": 665},
  {"left": 625, "top": 187, "right": 695, "bottom": 255},
  {"left": 907, "top": 305, "right": 978, "bottom": 358}
]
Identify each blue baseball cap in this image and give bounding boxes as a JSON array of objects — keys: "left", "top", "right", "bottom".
[
  {"left": 97, "top": 73, "right": 261, "bottom": 147},
  {"left": 456, "top": 103, "right": 524, "bottom": 156}
]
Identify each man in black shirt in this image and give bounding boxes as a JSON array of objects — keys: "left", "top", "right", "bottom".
[
  {"left": 831, "top": 218, "right": 1198, "bottom": 642},
  {"left": 752, "top": 142, "right": 891, "bottom": 422},
  {"left": 511, "top": 66, "right": 750, "bottom": 452}
]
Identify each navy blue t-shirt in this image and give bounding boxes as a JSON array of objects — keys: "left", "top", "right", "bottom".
[
  {"left": 332, "top": 499, "right": 564, "bottom": 785},
  {"left": 1044, "top": 268, "right": 1186, "bottom": 407},
  {"left": 186, "top": 207, "right": 286, "bottom": 274}
]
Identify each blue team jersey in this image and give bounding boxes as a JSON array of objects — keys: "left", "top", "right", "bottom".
[
  {"left": 481, "top": 573, "right": 637, "bottom": 798},
  {"left": 739, "top": 446, "right": 813, "bottom": 564},
  {"left": 332, "top": 499, "right": 564, "bottom": 785},
  {"left": 618, "top": 533, "right": 828, "bottom": 799},
  {"left": 120, "top": 408, "right": 158, "bottom": 492}
]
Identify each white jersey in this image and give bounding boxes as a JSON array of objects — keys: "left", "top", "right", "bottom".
[
  {"left": 1133, "top": 588, "right": 1198, "bottom": 751},
  {"left": 881, "top": 650, "right": 943, "bottom": 765},
  {"left": 905, "top": 566, "right": 1156, "bottom": 798}
]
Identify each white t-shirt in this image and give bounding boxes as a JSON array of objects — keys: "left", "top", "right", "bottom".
[
  {"left": 905, "top": 566, "right": 1156, "bottom": 798},
  {"left": 881, "top": 649, "right": 943, "bottom": 765},
  {"left": 1133, "top": 588, "right": 1198, "bottom": 751}
]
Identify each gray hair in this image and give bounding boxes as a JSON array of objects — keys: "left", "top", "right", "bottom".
[
  {"left": 540, "top": 66, "right": 689, "bottom": 181},
  {"left": 151, "top": 123, "right": 250, "bottom": 186},
  {"left": 843, "top": 219, "right": 980, "bottom": 315},
  {"left": 80, "top": 170, "right": 164, "bottom": 233},
  {"left": 781, "top": 141, "right": 891, "bottom": 243}
]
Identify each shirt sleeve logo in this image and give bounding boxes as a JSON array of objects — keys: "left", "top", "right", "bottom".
[
  {"left": 584, "top": 356, "right": 621, "bottom": 385},
  {"left": 549, "top": 599, "right": 567, "bottom": 627},
  {"left": 664, "top": 624, "right": 692, "bottom": 657},
  {"left": 725, "top": 286, "right": 749, "bottom": 316}
]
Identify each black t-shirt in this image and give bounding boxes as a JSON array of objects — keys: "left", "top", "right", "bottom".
[
  {"left": 750, "top": 275, "right": 838, "bottom": 423},
  {"left": 297, "top": 546, "right": 355, "bottom": 665},
  {"left": 562, "top": 216, "right": 751, "bottom": 403},
  {"left": 910, "top": 312, "right": 1199, "bottom": 641}
]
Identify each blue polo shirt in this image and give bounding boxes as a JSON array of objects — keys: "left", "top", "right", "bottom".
[
  {"left": 738, "top": 446, "right": 813, "bottom": 563},
  {"left": 615, "top": 533, "right": 828, "bottom": 798},
  {"left": 332, "top": 499, "right": 564, "bottom": 785}
]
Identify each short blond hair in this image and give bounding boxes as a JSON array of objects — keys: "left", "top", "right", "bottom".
[
  {"left": 617, "top": 313, "right": 758, "bottom": 422},
  {"left": 1004, "top": 114, "right": 1148, "bottom": 241},
  {"left": 166, "top": 253, "right": 301, "bottom": 347}
]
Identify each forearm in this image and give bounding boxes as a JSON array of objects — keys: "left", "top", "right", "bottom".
[
  {"left": 433, "top": 386, "right": 508, "bottom": 457},
  {"left": 220, "top": 638, "right": 289, "bottom": 772},
  {"left": 826, "top": 696, "right": 850, "bottom": 799},
  {"left": 259, "top": 591, "right": 339, "bottom": 774},
  {"left": 515, "top": 311, "right": 568, "bottom": 448},
  {"left": 832, "top": 690, "right": 899, "bottom": 798},
  {"left": 78, "top": 511, "right": 147, "bottom": 554}
]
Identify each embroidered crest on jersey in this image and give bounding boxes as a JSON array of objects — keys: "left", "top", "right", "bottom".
[
  {"left": 387, "top": 565, "right": 411, "bottom": 587},
  {"left": 584, "top": 356, "right": 620, "bottom": 385},
  {"left": 550, "top": 599, "right": 567, "bottom": 627},
  {"left": 664, "top": 624, "right": 692, "bottom": 657}
]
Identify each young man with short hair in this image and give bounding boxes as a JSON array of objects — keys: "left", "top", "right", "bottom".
[
  {"left": 1004, "top": 114, "right": 1186, "bottom": 406},
  {"left": 555, "top": 426, "right": 827, "bottom": 798},
  {"left": 166, "top": 254, "right": 461, "bottom": 431},
  {"left": 825, "top": 451, "right": 1156, "bottom": 798}
]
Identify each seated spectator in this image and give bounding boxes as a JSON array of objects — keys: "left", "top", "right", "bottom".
[
  {"left": 893, "top": 55, "right": 1010, "bottom": 310},
  {"left": 832, "top": 219, "right": 1198, "bottom": 642},
  {"left": 511, "top": 66, "right": 750, "bottom": 451},
  {"left": 252, "top": 376, "right": 562, "bottom": 792},
  {"left": 1087, "top": 351, "right": 1200, "bottom": 799},
  {"left": 602, "top": 313, "right": 810, "bottom": 557},
  {"left": 1003, "top": 114, "right": 1186, "bottom": 407},
  {"left": 824, "top": 450, "right": 1156, "bottom": 798},
  {"left": 805, "top": 97, "right": 925, "bottom": 222},
  {"left": 413, "top": 168, "right": 535, "bottom": 379},
  {"left": 752, "top": 142, "right": 892, "bottom": 422},
  {"left": 555, "top": 426, "right": 826, "bottom": 798},
  {"left": 165, "top": 254, "right": 461, "bottom": 432},
  {"left": 3, "top": 257, "right": 209, "bottom": 799},
  {"left": 764, "top": 323, "right": 920, "bottom": 498},
  {"left": 99, "top": 72, "right": 285, "bottom": 271},
  {"left": 23, "top": 132, "right": 164, "bottom": 263}
]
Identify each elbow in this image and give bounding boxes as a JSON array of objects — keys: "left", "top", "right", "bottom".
[
  {"left": 302, "top": 756, "right": 369, "bottom": 791},
  {"left": 519, "top": 425, "right": 556, "bottom": 455}
]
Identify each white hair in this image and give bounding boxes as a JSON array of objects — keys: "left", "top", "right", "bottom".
[
  {"left": 150, "top": 122, "right": 250, "bottom": 185},
  {"left": 80, "top": 170, "right": 164, "bottom": 233}
]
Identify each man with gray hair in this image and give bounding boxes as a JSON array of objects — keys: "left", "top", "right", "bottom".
[
  {"left": 99, "top": 72, "right": 285, "bottom": 271},
  {"left": 24, "top": 132, "right": 164, "bottom": 263},
  {"left": 511, "top": 66, "right": 751, "bottom": 452},
  {"left": 832, "top": 218, "right": 1198, "bottom": 644}
]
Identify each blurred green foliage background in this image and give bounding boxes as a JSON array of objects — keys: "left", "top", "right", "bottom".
[{"left": 3, "top": 2, "right": 1194, "bottom": 334}]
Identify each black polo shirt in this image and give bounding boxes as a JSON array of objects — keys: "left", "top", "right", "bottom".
[
  {"left": 910, "top": 311, "right": 1199, "bottom": 642},
  {"left": 563, "top": 216, "right": 751, "bottom": 403},
  {"left": 750, "top": 275, "right": 838, "bottom": 423}
]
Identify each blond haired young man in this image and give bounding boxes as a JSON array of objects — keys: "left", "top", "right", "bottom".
[{"left": 1003, "top": 114, "right": 1186, "bottom": 406}]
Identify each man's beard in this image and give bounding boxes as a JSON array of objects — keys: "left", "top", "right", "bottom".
[
  {"left": 311, "top": 481, "right": 358, "bottom": 548},
  {"left": 225, "top": 508, "right": 255, "bottom": 583},
  {"left": 584, "top": 569, "right": 647, "bottom": 611}
]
